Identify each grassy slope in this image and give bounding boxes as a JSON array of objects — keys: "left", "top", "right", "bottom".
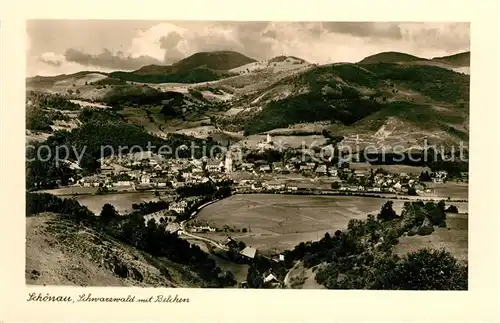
[
  {"left": 26, "top": 213, "right": 205, "bottom": 286},
  {"left": 431, "top": 51, "right": 470, "bottom": 67},
  {"left": 109, "top": 51, "right": 256, "bottom": 84},
  {"left": 393, "top": 214, "right": 468, "bottom": 262},
  {"left": 239, "top": 62, "right": 469, "bottom": 138}
]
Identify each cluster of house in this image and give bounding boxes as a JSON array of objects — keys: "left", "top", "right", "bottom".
[
  {"left": 76, "top": 151, "right": 233, "bottom": 190},
  {"left": 233, "top": 168, "right": 438, "bottom": 195},
  {"left": 222, "top": 237, "right": 258, "bottom": 260},
  {"left": 236, "top": 158, "right": 336, "bottom": 176},
  {"left": 189, "top": 225, "right": 217, "bottom": 233},
  {"left": 433, "top": 170, "right": 448, "bottom": 184},
  {"left": 141, "top": 209, "right": 182, "bottom": 233}
]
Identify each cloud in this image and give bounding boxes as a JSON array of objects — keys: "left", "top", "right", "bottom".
[
  {"left": 322, "top": 22, "right": 403, "bottom": 40},
  {"left": 27, "top": 21, "right": 470, "bottom": 76},
  {"left": 37, "top": 52, "right": 64, "bottom": 67},
  {"left": 159, "top": 31, "right": 184, "bottom": 63},
  {"left": 398, "top": 22, "right": 470, "bottom": 54},
  {"left": 64, "top": 48, "right": 162, "bottom": 70}
]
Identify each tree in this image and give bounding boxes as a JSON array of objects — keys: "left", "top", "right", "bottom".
[
  {"left": 331, "top": 181, "right": 341, "bottom": 190},
  {"left": 389, "top": 248, "right": 467, "bottom": 290},
  {"left": 100, "top": 203, "right": 118, "bottom": 222},
  {"left": 377, "top": 201, "right": 398, "bottom": 222},
  {"left": 419, "top": 171, "right": 432, "bottom": 182},
  {"left": 247, "top": 266, "right": 264, "bottom": 288},
  {"left": 407, "top": 187, "right": 417, "bottom": 196}
]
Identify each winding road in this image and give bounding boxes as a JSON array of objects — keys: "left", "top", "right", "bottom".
[{"left": 178, "top": 198, "right": 229, "bottom": 250}]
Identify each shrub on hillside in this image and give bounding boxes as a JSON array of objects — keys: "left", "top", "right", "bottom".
[
  {"left": 388, "top": 248, "right": 468, "bottom": 290},
  {"left": 417, "top": 223, "right": 434, "bottom": 236},
  {"left": 377, "top": 201, "right": 399, "bottom": 222}
]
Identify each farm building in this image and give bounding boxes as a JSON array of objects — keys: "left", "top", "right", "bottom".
[
  {"left": 315, "top": 164, "right": 327, "bottom": 175},
  {"left": 240, "top": 246, "right": 257, "bottom": 259},
  {"left": 264, "top": 180, "right": 285, "bottom": 190}
]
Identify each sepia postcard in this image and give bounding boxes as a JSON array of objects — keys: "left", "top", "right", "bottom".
[{"left": 1, "top": 0, "right": 499, "bottom": 322}]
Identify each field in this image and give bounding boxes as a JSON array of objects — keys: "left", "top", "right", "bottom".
[
  {"left": 427, "top": 182, "right": 469, "bottom": 200},
  {"left": 72, "top": 192, "right": 160, "bottom": 215},
  {"left": 194, "top": 194, "right": 468, "bottom": 255},
  {"left": 394, "top": 213, "right": 468, "bottom": 262},
  {"left": 194, "top": 194, "right": 409, "bottom": 253},
  {"left": 40, "top": 186, "right": 99, "bottom": 196},
  {"left": 349, "top": 162, "right": 431, "bottom": 175},
  {"left": 239, "top": 134, "right": 328, "bottom": 149}
]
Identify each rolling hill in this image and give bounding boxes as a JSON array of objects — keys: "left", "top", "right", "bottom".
[
  {"left": 358, "top": 51, "right": 426, "bottom": 64},
  {"left": 431, "top": 51, "right": 470, "bottom": 67},
  {"left": 171, "top": 50, "right": 256, "bottom": 71},
  {"left": 106, "top": 51, "right": 256, "bottom": 84},
  {"left": 214, "top": 58, "right": 469, "bottom": 148},
  {"left": 26, "top": 50, "right": 469, "bottom": 148}
]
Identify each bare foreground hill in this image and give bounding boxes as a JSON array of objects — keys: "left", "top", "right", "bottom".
[{"left": 26, "top": 213, "right": 205, "bottom": 287}]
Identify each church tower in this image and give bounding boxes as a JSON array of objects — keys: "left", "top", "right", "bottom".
[{"left": 224, "top": 152, "right": 233, "bottom": 174}]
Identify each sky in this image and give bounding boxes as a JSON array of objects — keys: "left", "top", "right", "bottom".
[{"left": 26, "top": 21, "right": 470, "bottom": 76}]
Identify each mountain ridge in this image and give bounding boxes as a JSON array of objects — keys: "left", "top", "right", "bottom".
[{"left": 26, "top": 49, "right": 469, "bottom": 148}]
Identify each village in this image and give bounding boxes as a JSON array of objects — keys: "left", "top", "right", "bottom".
[{"left": 71, "top": 134, "right": 466, "bottom": 201}]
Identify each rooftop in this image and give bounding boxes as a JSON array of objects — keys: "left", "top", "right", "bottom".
[{"left": 240, "top": 246, "right": 257, "bottom": 259}]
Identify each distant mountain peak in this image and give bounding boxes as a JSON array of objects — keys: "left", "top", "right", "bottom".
[
  {"left": 431, "top": 51, "right": 470, "bottom": 67},
  {"left": 172, "top": 51, "right": 257, "bottom": 71},
  {"left": 358, "top": 51, "right": 426, "bottom": 64}
]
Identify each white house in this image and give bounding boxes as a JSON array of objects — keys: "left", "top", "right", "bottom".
[
  {"left": 259, "top": 164, "right": 271, "bottom": 172},
  {"left": 224, "top": 154, "right": 233, "bottom": 173},
  {"left": 141, "top": 174, "right": 151, "bottom": 184},
  {"left": 206, "top": 160, "right": 222, "bottom": 172},
  {"left": 264, "top": 181, "right": 285, "bottom": 190},
  {"left": 251, "top": 182, "right": 263, "bottom": 190},
  {"left": 263, "top": 273, "right": 279, "bottom": 284},
  {"left": 241, "top": 163, "right": 255, "bottom": 171},
  {"left": 169, "top": 200, "right": 188, "bottom": 214},
  {"left": 315, "top": 164, "right": 327, "bottom": 175},
  {"left": 240, "top": 246, "right": 257, "bottom": 259},
  {"left": 152, "top": 178, "right": 169, "bottom": 188},
  {"left": 190, "top": 225, "right": 216, "bottom": 233},
  {"left": 114, "top": 180, "right": 132, "bottom": 187},
  {"left": 328, "top": 167, "right": 338, "bottom": 177}
]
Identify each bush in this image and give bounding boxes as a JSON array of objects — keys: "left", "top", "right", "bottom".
[
  {"left": 377, "top": 201, "right": 398, "bottom": 222},
  {"left": 417, "top": 224, "right": 434, "bottom": 236},
  {"left": 100, "top": 203, "right": 119, "bottom": 223},
  {"left": 388, "top": 248, "right": 468, "bottom": 290},
  {"left": 407, "top": 187, "right": 417, "bottom": 196}
]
